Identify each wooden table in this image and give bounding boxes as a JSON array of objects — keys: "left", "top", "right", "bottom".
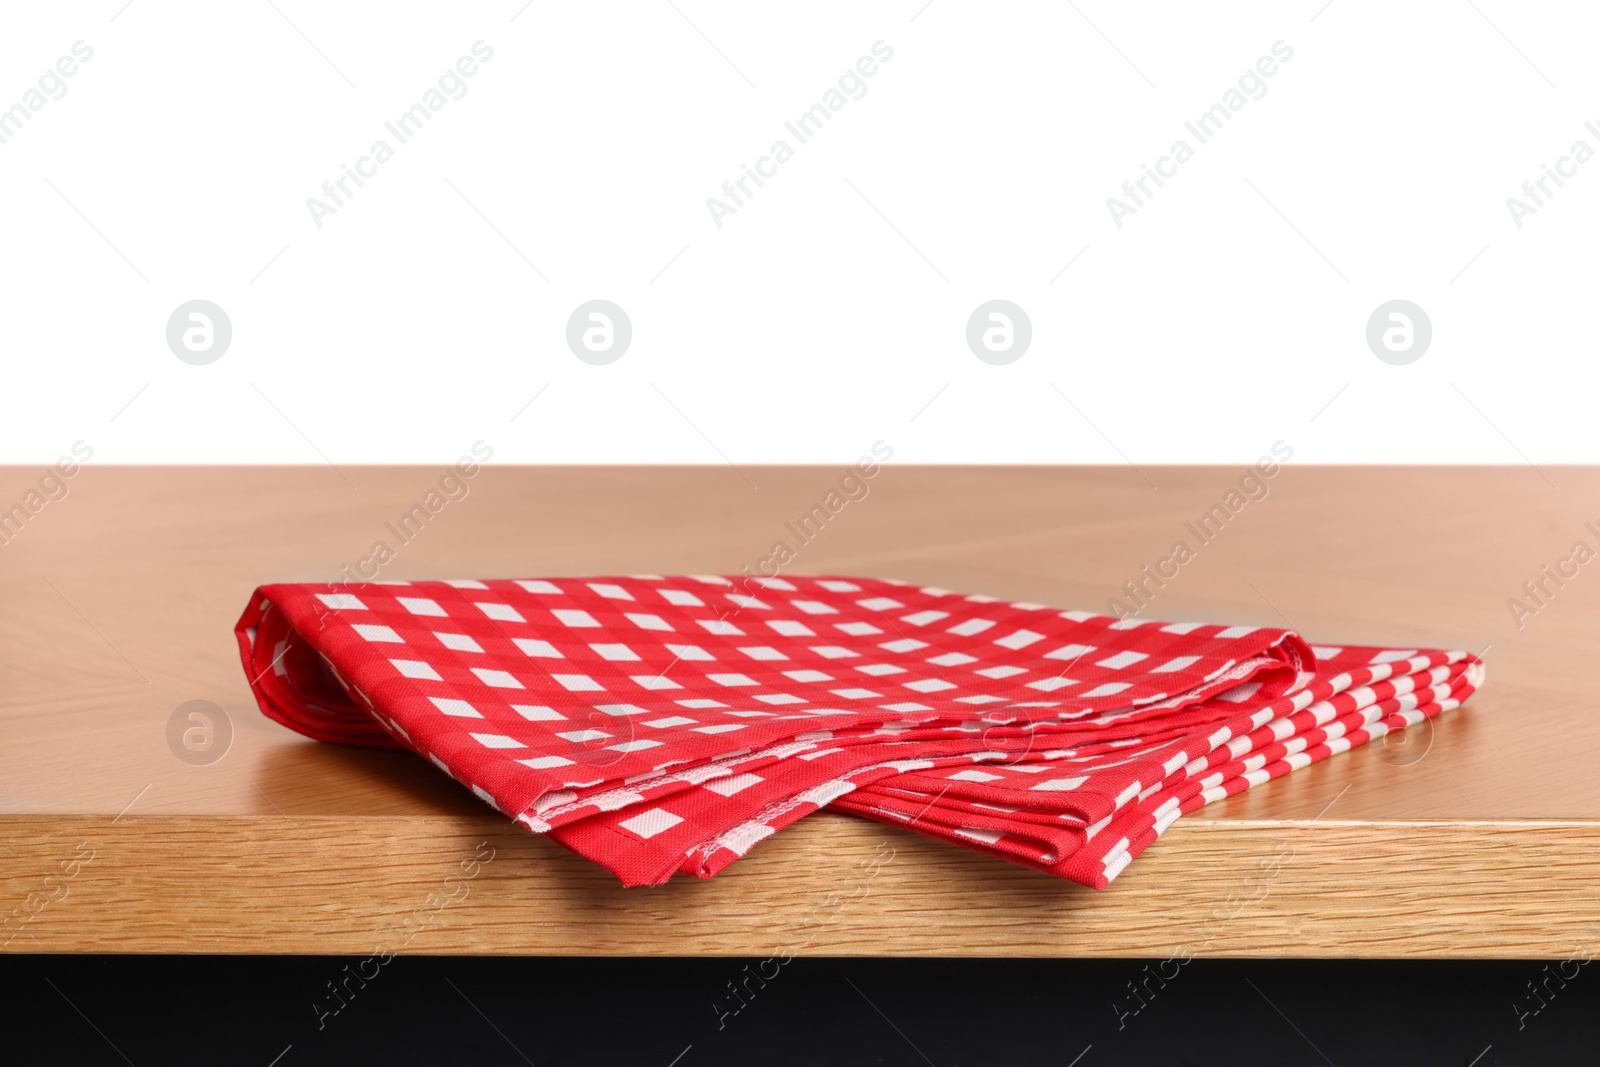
[{"left": 3, "top": 465, "right": 1597, "bottom": 958}]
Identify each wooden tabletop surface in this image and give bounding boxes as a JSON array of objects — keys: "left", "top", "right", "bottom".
[{"left": 3, "top": 464, "right": 1598, "bottom": 957}]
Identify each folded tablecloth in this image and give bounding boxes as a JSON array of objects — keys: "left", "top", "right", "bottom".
[{"left": 235, "top": 576, "right": 1483, "bottom": 888}]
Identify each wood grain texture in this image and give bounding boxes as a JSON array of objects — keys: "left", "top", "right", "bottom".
[{"left": 3, "top": 464, "right": 1597, "bottom": 957}]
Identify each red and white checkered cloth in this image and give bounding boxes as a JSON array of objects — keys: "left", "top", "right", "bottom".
[{"left": 235, "top": 576, "right": 1483, "bottom": 888}]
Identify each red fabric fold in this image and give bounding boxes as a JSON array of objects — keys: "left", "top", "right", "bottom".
[{"left": 234, "top": 575, "right": 1481, "bottom": 888}]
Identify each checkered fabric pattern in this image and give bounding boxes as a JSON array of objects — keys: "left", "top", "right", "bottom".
[{"left": 235, "top": 576, "right": 1484, "bottom": 888}]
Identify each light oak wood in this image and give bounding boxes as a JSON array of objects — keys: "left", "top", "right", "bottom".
[{"left": 3, "top": 465, "right": 1598, "bottom": 957}]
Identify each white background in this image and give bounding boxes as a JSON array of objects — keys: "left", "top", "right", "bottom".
[{"left": 1, "top": 1, "right": 1595, "bottom": 467}]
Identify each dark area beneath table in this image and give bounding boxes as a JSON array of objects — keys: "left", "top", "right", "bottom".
[{"left": 5, "top": 954, "right": 1593, "bottom": 1065}]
